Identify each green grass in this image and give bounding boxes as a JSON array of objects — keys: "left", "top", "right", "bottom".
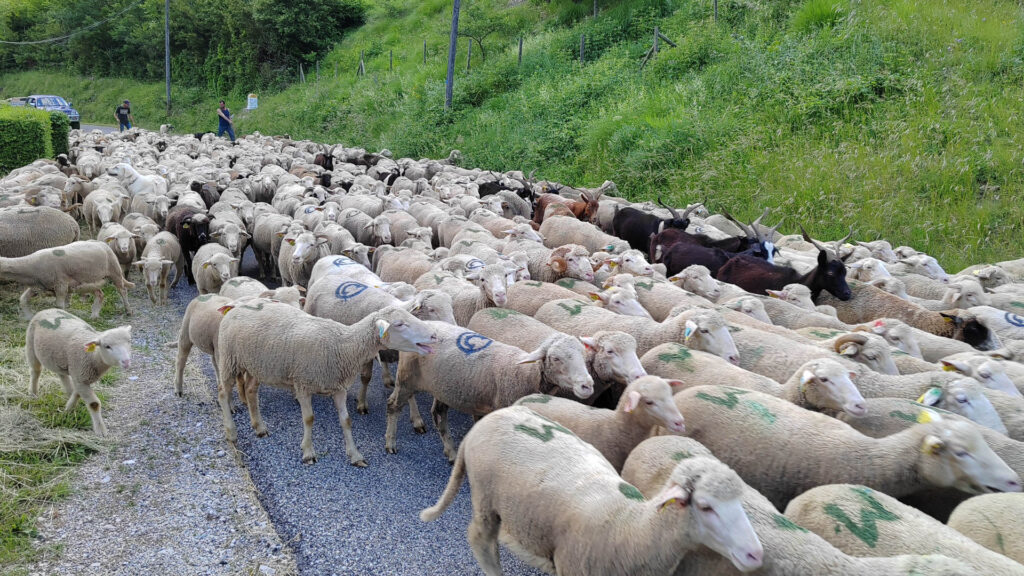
[{"left": 3, "top": 0, "right": 1024, "bottom": 269}]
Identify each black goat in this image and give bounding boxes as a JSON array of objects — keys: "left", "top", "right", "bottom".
[
  {"left": 612, "top": 198, "right": 699, "bottom": 253},
  {"left": 659, "top": 209, "right": 782, "bottom": 277},
  {"left": 717, "top": 226, "right": 854, "bottom": 300}
]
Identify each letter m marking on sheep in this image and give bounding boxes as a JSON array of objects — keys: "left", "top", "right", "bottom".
[
  {"left": 822, "top": 487, "right": 899, "bottom": 548},
  {"left": 557, "top": 302, "right": 584, "bottom": 316},
  {"left": 513, "top": 422, "right": 572, "bottom": 443},
  {"left": 695, "top": 388, "right": 749, "bottom": 409}
]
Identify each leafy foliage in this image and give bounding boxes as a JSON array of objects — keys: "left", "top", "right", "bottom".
[
  {"left": 0, "top": 105, "right": 51, "bottom": 174},
  {"left": 48, "top": 111, "right": 69, "bottom": 158}
]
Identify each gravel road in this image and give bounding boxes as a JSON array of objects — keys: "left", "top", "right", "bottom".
[{"left": 215, "top": 252, "right": 546, "bottom": 575}]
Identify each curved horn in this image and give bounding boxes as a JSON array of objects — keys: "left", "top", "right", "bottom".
[
  {"left": 800, "top": 224, "right": 829, "bottom": 253},
  {"left": 657, "top": 196, "right": 682, "bottom": 220},
  {"left": 832, "top": 333, "right": 869, "bottom": 353},
  {"left": 769, "top": 216, "right": 785, "bottom": 235},
  {"left": 680, "top": 200, "right": 704, "bottom": 220},
  {"left": 721, "top": 209, "right": 754, "bottom": 238},
  {"left": 527, "top": 169, "right": 537, "bottom": 182},
  {"left": 750, "top": 207, "right": 769, "bottom": 229},
  {"left": 833, "top": 225, "right": 855, "bottom": 255}
]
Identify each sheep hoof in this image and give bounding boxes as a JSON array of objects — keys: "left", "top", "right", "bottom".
[
  {"left": 413, "top": 425, "right": 427, "bottom": 434},
  {"left": 255, "top": 428, "right": 269, "bottom": 438},
  {"left": 385, "top": 446, "right": 397, "bottom": 455},
  {"left": 302, "top": 455, "right": 317, "bottom": 464},
  {"left": 357, "top": 406, "right": 369, "bottom": 415},
  {"left": 351, "top": 458, "right": 368, "bottom": 468}
]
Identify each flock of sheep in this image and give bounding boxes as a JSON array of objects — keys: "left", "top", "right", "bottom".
[{"left": 2, "top": 127, "right": 1024, "bottom": 575}]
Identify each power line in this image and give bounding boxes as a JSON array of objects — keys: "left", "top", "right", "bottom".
[{"left": 0, "top": 0, "right": 148, "bottom": 45}]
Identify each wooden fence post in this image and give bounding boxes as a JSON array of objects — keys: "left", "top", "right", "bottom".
[
  {"left": 423, "top": 39, "right": 427, "bottom": 64},
  {"left": 299, "top": 63, "right": 305, "bottom": 83},
  {"left": 714, "top": 0, "right": 718, "bottom": 22},
  {"left": 445, "top": 0, "right": 461, "bottom": 110},
  {"left": 580, "top": 34, "right": 585, "bottom": 64},
  {"left": 653, "top": 26, "right": 659, "bottom": 56},
  {"left": 467, "top": 38, "right": 472, "bottom": 72},
  {"left": 390, "top": 50, "right": 393, "bottom": 72},
  {"left": 518, "top": 37, "right": 523, "bottom": 66},
  {"left": 593, "top": 0, "right": 598, "bottom": 17}
]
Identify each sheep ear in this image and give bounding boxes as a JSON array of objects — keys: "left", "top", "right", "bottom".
[
  {"left": 549, "top": 257, "right": 566, "bottom": 274},
  {"left": 210, "top": 232, "right": 222, "bottom": 239},
  {"left": 800, "top": 370, "right": 816, "bottom": 386},
  {"left": 940, "top": 360, "right": 969, "bottom": 374},
  {"left": 921, "top": 434, "right": 945, "bottom": 456},
  {"left": 722, "top": 300, "right": 740, "bottom": 310},
  {"left": 916, "top": 387, "right": 943, "bottom": 407},
  {"left": 656, "top": 482, "right": 691, "bottom": 510},
  {"left": 588, "top": 292, "right": 605, "bottom": 303},
  {"left": 182, "top": 223, "right": 191, "bottom": 229},
  {"left": 104, "top": 237, "right": 116, "bottom": 243},
  {"left": 132, "top": 260, "right": 144, "bottom": 269},
  {"left": 623, "top": 390, "right": 642, "bottom": 413},
  {"left": 765, "top": 290, "right": 783, "bottom": 298},
  {"left": 285, "top": 238, "right": 295, "bottom": 246},
  {"left": 363, "top": 222, "right": 374, "bottom": 231},
  {"left": 684, "top": 320, "right": 698, "bottom": 339},
  {"left": 839, "top": 343, "right": 860, "bottom": 357},
  {"left": 517, "top": 348, "right": 546, "bottom": 364},
  {"left": 375, "top": 319, "right": 390, "bottom": 340},
  {"left": 84, "top": 341, "right": 98, "bottom": 352},
  {"left": 217, "top": 305, "right": 234, "bottom": 315},
  {"left": 579, "top": 336, "right": 597, "bottom": 351},
  {"left": 230, "top": 258, "right": 239, "bottom": 264}
]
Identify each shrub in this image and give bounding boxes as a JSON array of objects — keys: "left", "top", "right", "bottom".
[
  {"left": 0, "top": 106, "right": 52, "bottom": 175},
  {"left": 792, "top": 0, "right": 845, "bottom": 33},
  {"left": 48, "top": 111, "right": 69, "bottom": 159}
]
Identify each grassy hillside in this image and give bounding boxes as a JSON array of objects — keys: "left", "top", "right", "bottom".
[{"left": 3, "top": 0, "right": 1024, "bottom": 270}]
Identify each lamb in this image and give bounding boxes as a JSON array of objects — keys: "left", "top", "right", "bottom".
[
  {"left": 216, "top": 301, "right": 436, "bottom": 465},
  {"left": 386, "top": 321, "right": 595, "bottom": 460},
  {"left": 418, "top": 405, "right": 764, "bottom": 576},
  {"left": 412, "top": 264, "right": 508, "bottom": 326},
  {"left": 514, "top": 376, "right": 686, "bottom": 471},
  {"left": 132, "top": 231, "right": 182, "bottom": 304},
  {"left": 947, "top": 493, "right": 1024, "bottom": 565},
  {"left": 536, "top": 300, "right": 740, "bottom": 361},
  {"left": 97, "top": 223, "right": 140, "bottom": 277},
  {"left": 172, "top": 294, "right": 234, "bottom": 398},
  {"left": 0, "top": 206, "right": 80, "bottom": 257},
  {"left": 540, "top": 215, "right": 630, "bottom": 254},
  {"left": 621, "top": 436, "right": 975, "bottom": 576},
  {"left": 26, "top": 309, "right": 132, "bottom": 436},
  {"left": 671, "top": 384, "right": 1021, "bottom": 510},
  {"left": 468, "top": 308, "right": 646, "bottom": 405},
  {"left": 191, "top": 243, "right": 238, "bottom": 295},
  {"left": 784, "top": 485, "right": 1024, "bottom": 576},
  {"left": 0, "top": 241, "right": 134, "bottom": 319}
]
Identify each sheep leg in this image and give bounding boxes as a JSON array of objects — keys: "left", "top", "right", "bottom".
[
  {"left": 467, "top": 511, "right": 503, "bottom": 576},
  {"left": 384, "top": 383, "right": 416, "bottom": 454},
  {"left": 90, "top": 289, "right": 104, "bottom": 319},
  {"left": 74, "top": 381, "right": 107, "bottom": 437},
  {"left": 236, "top": 373, "right": 251, "bottom": 407},
  {"left": 332, "top": 390, "right": 367, "bottom": 467},
  {"left": 431, "top": 399, "right": 457, "bottom": 464},
  {"left": 146, "top": 282, "right": 157, "bottom": 304},
  {"left": 114, "top": 282, "right": 131, "bottom": 316},
  {"left": 172, "top": 332, "right": 192, "bottom": 398},
  {"left": 19, "top": 288, "right": 36, "bottom": 320},
  {"left": 57, "top": 375, "right": 73, "bottom": 399},
  {"left": 216, "top": 367, "right": 238, "bottom": 443},
  {"left": 244, "top": 377, "right": 267, "bottom": 437},
  {"left": 379, "top": 355, "right": 395, "bottom": 387},
  {"left": 408, "top": 395, "right": 425, "bottom": 434},
  {"left": 170, "top": 258, "right": 183, "bottom": 288},
  {"left": 296, "top": 392, "right": 317, "bottom": 464},
  {"left": 356, "top": 361, "right": 374, "bottom": 414},
  {"left": 53, "top": 284, "right": 69, "bottom": 311}
]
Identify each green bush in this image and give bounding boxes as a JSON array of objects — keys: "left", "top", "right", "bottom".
[
  {"left": 792, "top": 0, "right": 846, "bottom": 33},
  {"left": 48, "top": 111, "right": 69, "bottom": 159},
  {"left": 0, "top": 106, "right": 52, "bottom": 175}
]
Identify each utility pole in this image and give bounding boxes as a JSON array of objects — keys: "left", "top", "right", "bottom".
[
  {"left": 165, "top": 0, "right": 171, "bottom": 115},
  {"left": 445, "top": 0, "right": 460, "bottom": 111}
]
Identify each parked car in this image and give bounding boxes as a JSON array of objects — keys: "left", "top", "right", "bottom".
[{"left": 22, "top": 95, "right": 80, "bottom": 129}]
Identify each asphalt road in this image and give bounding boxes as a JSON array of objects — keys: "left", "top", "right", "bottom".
[
  {"left": 176, "top": 249, "right": 545, "bottom": 576},
  {"left": 81, "top": 124, "right": 118, "bottom": 134}
]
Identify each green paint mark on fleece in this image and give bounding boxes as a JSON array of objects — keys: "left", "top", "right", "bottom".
[
  {"left": 432, "top": 274, "right": 446, "bottom": 285},
  {"left": 670, "top": 451, "right": 692, "bottom": 462},
  {"left": 38, "top": 311, "right": 79, "bottom": 331},
  {"left": 51, "top": 249, "right": 66, "bottom": 256},
  {"left": 226, "top": 278, "right": 249, "bottom": 287},
  {"left": 487, "top": 308, "right": 521, "bottom": 320},
  {"left": 658, "top": 347, "right": 694, "bottom": 373},
  {"left": 695, "top": 388, "right": 750, "bottom": 410},
  {"left": 746, "top": 346, "right": 766, "bottom": 363},
  {"left": 772, "top": 514, "right": 809, "bottom": 533},
  {"left": 747, "top": 401, "right": 777, "bottom": 424},
  {"left": 1011, "top": 301, "right": 1024, "bottom": 310},
  {"left": 523, "top": 281, "right": 543, "bottom": 288},
  {"left": 517, "top": 395, "right": 553, "bottom": 405},
  {"left": 634, "top": 281, "right": 654, "bottom": 292},
  {"left": 513, "top": 422, "right": 572, "bottom": 443},
  {"left": 197, "top": 294, "right": 215, "bottom": 302},
  {"left": 618, "top": 482, "right": 646, "bottom": 502},
  {"left": 810, "top": 330, "right": 843, "bottom": 339},
  {"left": 889, "top": 410, "right": 918, "bottom": 423},
  {"left": 240, "top": 303, "right": 265, "bottom": 311},
  {"left": 557, "top": 302, "right": 584, "bottom": 316},
  {"left": 823, "top": 487, "right": 899, "bottom": 548},
  {"left": 556, "top": 278, "right": 578, "bottom": 289}
]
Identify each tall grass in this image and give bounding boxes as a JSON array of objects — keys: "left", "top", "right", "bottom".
[{"left": 2, "top": 0, "right": 1023, "bottom": 269}]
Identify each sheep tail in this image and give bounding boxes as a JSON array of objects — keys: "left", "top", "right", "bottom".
[{"left": 419, "top": 441, "right": 467, "bottom": 522}]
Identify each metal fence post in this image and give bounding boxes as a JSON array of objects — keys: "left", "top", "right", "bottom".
[{"left": 467, "top": 38, "right": 472, "bottom": 72}]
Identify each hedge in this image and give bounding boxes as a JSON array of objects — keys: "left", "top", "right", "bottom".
[
  {"left": 49, "top": 111, "right": 70, "bottom": 158},
  {"left": 0, "top": 106, "right": 52, "bottom": 175}
]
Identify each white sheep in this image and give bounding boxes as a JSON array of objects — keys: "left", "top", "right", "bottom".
[
  {"left": 720, "top": 295, "right": 774, "bottom": 324},
  {"left": 540, "top": 215, "right": 630, "bottom": 254},
  {"left": 131, "top": 231, "right": 182, "bottom": 305},
  {"left": 0, "top": 240, "right": 134, "bottom": 319},
  {"left": 940, "top": 354, "right": 1022, "bottom": 397},
  {"left": 671, "top": 384, "right": 1021, "bottom": 510},
  {"left": 82, "top": 188, "right": 125, "bottom": 234},
  {"left": 785, "top": 484, "right": 1024, "bottom": 576},
  {"left": 947, "top": 493, "right": 1024, "bottom": 565},
  {"left": 96, "top": 222, "right": 140, "bottom": 277},
  {"left": 216, "top": 301, "right": 436, "bottom": 465},
  {"left": 515, "top": 375, "right": 686, "bottom": 471},
  {"left": 0, "top": 205, "right": 80, "bottom": 258},
  {"left": 419, "top": 405, "right": 765, "bottom": 575},
  {"left": 277, "top": 230, "right": 329, "bottom": 288},
  {"left": 26, "top": 309, "right": 132, "bottom": 436},
  {"left": 412, "top": 264, "right": 508, "bottom": 326},
  {"left": 386, "top": 321, "right": 594, "bottom": 461},
  {"left": 192, "top": 243, "right": 238, "bottom": 295}
]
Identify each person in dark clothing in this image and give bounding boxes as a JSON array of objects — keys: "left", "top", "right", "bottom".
[
  {"left": 217, "top": 100, "right": 235, "bottom": 142},
  {"left": 114, "top": 100, "right": 134, "bottom": 132}
]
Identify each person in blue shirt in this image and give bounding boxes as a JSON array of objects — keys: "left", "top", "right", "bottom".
[
  {"left": 114, "top": 100, "right": 134, "bottom": 132},
  {"left": 217, "top": 100, "right": 235, "bottom": 142}
]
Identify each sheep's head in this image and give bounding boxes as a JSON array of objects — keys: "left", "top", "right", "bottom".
[
  {"left": 856, "top": 240, "right": 897, "bottom": 263},
  {"left": 670, "top": 265, "right": 720, "bottom": 301},
  {"left": 341, "top": 244, "right": 374, "bottom": 269},
  {"left": 679, "top": 310, "right": 739, "bottom": 365},
  {"left": 212, "top": 222, "right": 248, "bottom": 255},
  {"left": 201, "top": 252, "right": 238, "bottom": 282},
  {"left": 868, "top": 277, "right": 909, "bottom": 299},
  {"left": 899, "top": 254, "right": 949, "bottom": 283},
  {"left": 406, "top": 290, "right": 457, "bottom": 325},
  {"left": 856, "top": 319, "right": 923, "bottom": 359},
  {"left": 132, "top": 257, "right": 174, "bottom": 293},
  {"left": 364, "top": 215, "right": 393, "bottom": 245},
  {"left": 580, "top": 331, "right": 645, "bottom": 384},
  {"left": 916, "top": 380, "right": 1008, "bottom": 435},
  {"left": 520, "top": 333, "right": 594, "bottom": 399},
  {"left": 795, "top": 359, "right": 865, "bottom": 416},
  {"left": 915, "top": 418, "right": 1021, "bottom": 494},
  {"left": 942, "top": 281, "right": 988, "bottom": 309},
  {"left": 941, "top": 357, "right": 1020, "bottom": 398},
  {"left": 833, "top": 333, "right": 898, "bottom": 375},
  {"left": 465, "top": 263, "right": 509, "bottom": 307},
  {"left": 105, "top": 228, "right": 136, "bottom": 255},
  {"left": 721, "top": 297, "right": 772, "bottom": 325},
  {"left": 766, "top": 284, "right": 816, "bottom": 310},
  {"left": 608, "top": 249, "right": 654, "bottom": 277},
  {"left": 655, "top": 457, "right": 763, "bottom": 573},
  {"left": 375, "top": 307, "right": 437, "bottom": 355},
  {"left": 503, "top": 223, "right": 543, "bottom": 244},
  {"left": 408, "top": 226, "right": 433, "bottom": 245},
  {"left": 968, "top": 266, "right": 1011, "bottom": 289},
  {"left": 547, "top": 245, "right": 594, "bottom": 282},
  {"left": 88, "top": 324, "right": 133, "bottom": 371},
  {"left": 589, "top": 287, "right": 651, "bottom": 319},
  {"left": 287, "top": 232, "right": 327, "bottom": 265},
  {"left": 618, "top": 376, "right": 685, "bottom": 432},
  {"left": 942, "top": 310, "right": 1001, "bottom": 351}
]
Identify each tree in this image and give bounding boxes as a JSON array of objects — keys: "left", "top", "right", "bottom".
[{"left": 251, "top": 0, "right": 368, "bottom": 64}]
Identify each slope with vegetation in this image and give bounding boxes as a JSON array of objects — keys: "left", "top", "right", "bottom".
[{"left": 3, "top": 0, "right": 1024, "bottom": 268}]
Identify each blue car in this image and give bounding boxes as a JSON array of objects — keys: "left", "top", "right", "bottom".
[{"left": 24, "top": 95, "right": 81, "bottom": 129}]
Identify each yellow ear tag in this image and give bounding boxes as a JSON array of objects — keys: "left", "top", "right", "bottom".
[
  {"left": 84, "top": 342, "right": 97, "bottom": 352},
  {"left": 608, "top": 261, "right": 618, "bottom": 268},
  {"left": 588, "top": 293, "right": 601, "bottom": 301},
  {"left": 218, "top": 305, "right": 234, "bottom": 315},
  {"left": 917, "top": 410, "right": 933, "bottom": 424},
  {"left": 659, "top": 498, "right": 677, "bottom": 512}
]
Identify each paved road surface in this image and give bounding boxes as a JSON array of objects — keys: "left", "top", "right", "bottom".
[{"left": 81, "top": 124, "right": 117, "bottom": 134}]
